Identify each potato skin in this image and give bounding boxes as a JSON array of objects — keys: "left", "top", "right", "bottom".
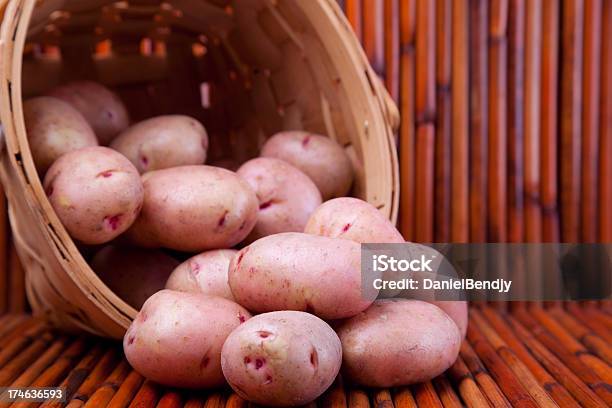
[
  {"left": 261, "top": 131, "right": 353, "bottom": 200},
  {"left": 48, "top": 80, "right": 129, "bottom": 145},
  {"left": 44, "top": 146, "right": 144, "bottom": 245},
  {"left": 431, "top": 300, "right": 468, "bottom": 338},
  {"left": 166, "top": 249, "right": 237, "bottom": 301},
  {"left": 23, "top": 96, "right": 98, "bottom": 174},
  {"left": 336, "top": 299, "right": 461, "bottom": 387},
  {"left": 221, "top": 311, "right": 342, "bottom": 406},
  {"left": 92, "top": 245, "right": 179, "bottom": 309},
  {"left": 305, "top": 197, "right": 404, "bottom": 243},
  {"left": 126, "top": 166, "right": 258, "bottom": 252},
  {"left": 111, "top": 115, "right": 209, "bottom": 173},
  {"left": 237, "top": 158, "right": 322, "bottom": 241},
  {"left": 124, "top": 290, "right": 251, "bottom": 388},
  {"left": 229, "top": 233, "right": 376, "bottom": 319}
]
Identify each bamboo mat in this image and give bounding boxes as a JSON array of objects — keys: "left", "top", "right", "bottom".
[{"left": 0, "top": 303, "right": 610, "bottom": 408}]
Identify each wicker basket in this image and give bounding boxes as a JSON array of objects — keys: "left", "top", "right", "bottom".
[{"left": 0, "top": 0, "right": 400, "bottom": 338}]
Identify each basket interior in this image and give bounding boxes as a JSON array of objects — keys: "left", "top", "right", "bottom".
[{"left": 23, "top": 0, "right": 365, "bottom": 177}]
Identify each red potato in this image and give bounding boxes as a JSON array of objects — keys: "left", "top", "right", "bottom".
[
  {"left": 237, "top": 158, "right": 322, "bottom": 241},
  {"left": 229, "top": 232, "right": 377, "bottom": 319},
  {"left": 431, "top": 300, "right": 468, "bottom": 338},
  {"left": 91, "top": 245, "right": 179, "bottom": 309},
  {"left": 261, "top": 131, "right": 354, "bottom": 200},
  {"left": 48, "top": 80, "right": 130, "bottom": 145},
  {"left": 125, "top": 166, "right": 258, "bottom": 252},
  {"left": 23, "top": 96, "right": 98, "bottom": 174},
  {"left": 336, "top": 299, "right": 461, "bottom": 387},
  {"left": 124, "top": 290, "right": 251, "bottom": 388},
  {"left": 304, "top": 197, "right": 404, "bottom": 243},
  {"left": 111, "top": 115, "right": 209, "bottom": 173},
  {"left": 165, "top": 249, "right": 237, "bottom": 301},
  {"left": 221, "top": 311, "right": 342, "bottom": 406},
  {"left": 43, "top": 146, "right": 144, "bottom": 245}
]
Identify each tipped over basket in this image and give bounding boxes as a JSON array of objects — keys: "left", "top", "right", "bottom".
[{"left": 0, "top": 0, "right": 399, "bottom": 338}]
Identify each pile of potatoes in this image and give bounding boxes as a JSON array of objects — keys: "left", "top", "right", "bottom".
[{"left": 26, "top": 80, "right": 466, "bottom": 406}]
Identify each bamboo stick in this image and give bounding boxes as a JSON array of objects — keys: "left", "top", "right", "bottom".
[
  {"left": 156, "top": 391, "right": 183, "bottom": 408},
  {"left": 126, "top": 380, "right": 161, "bottom": 408},
  {"left": 345, "top": 0, "right": 363, "bottom": 41},
  {"left": 469, "top": 0, "right": 488, "bottom": 243},
  {"left": 470, "top": 310, "right": 564, "bottom": 407},
  {"left": 431, "top": 375, "right": 462, "bottom": 408},
  {"left": 466, "top": 323, "right": 539, "bottom": 407},
  {"left": 548, "top": 307, "right": 612, "bottom": 364},
  {"left": 524, "top": 0, "right": 542, "bottom": 243},
  {"left": 371, "top": 389, "right": 393, "bottom": 408},
  {"left": 480, "top": 307, "right": 580, "bottom": 407},
  {"left": 459, "top": 343, "right": 511, "bottom": 407},
  {"left": 580, "top": 0, "right": 602, "bottom": 242},
  {"left": 451, "top": 0, "right": 469, "bottom": 243},
  {"left": 507, "top": 0, "right": 525, "bottom": 243},
  {"left": 0, "top": 321, "right": 48, "bottom": 367},
  {"left": 224, "top": 394, "right": 246, "bottom": 408},
  {"left": 513, "top": 308, "right": 612, "bottom": 404},
  {"left": 434, "top": 0, "right": 451, "bottom": 242},
  {"left": 0, "top": 331, "right": 54, "bottom": 386},
  {"left": 392, "top": 387, "right": 417, "bottom": 408},
  {"left": 347, "top": 388, "right": 370, "bottom": 408},
  {"left": 414, "top": 0, "right": 435, "bottom": 242},
  {"left": 398, "top": 0, "right": 416, "bottom": 240},
  {"left": 320, "top": 377, "right": 347, "bottom": 408},
  {"left": 540, "top": 0, "right": 561, "bottom": 243},
  {"left": 7, "top": 243, "right": 26, "bottom": 313},
  {"left": 83, "top": 361, "right": 133, "bottom": 408},
  {"left": 504, "top": 312, "right": 609, "bottom": 407},
  {"left": 412, "top": 381, "right": 443, "bottom": 408},
  {"left": 566, "top": 304, "right": 612, "bottom": 342},
  {"left": 59, "top": 348, "right": 119, "bottom": 408},
  {"left": 487, "top": 0, "right": 508, "bottom": 242},
  {"left": 362, "top": 0, "right": 384, "bottom": 75},
  {"left": 559, "top": 0, "right": 584, "bottom": 242},
  {"left": 446, "top": 356, "right": 492, "bottom": 407},
  {"left": 384, "top": 0, "right": 399, "bottom": 102},
  {"left": 599, "top": 0, "right": 612, "bottom": 242}
]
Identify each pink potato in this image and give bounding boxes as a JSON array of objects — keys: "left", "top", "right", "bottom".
[
  {"left": 48, "top": 80, "right": 130, "bottom": 145},
  {"left": 126, "top": 166, "right": 258, "bottom": 252},
  {"left": 23, "top": 96, "right": 98, "bottom": 174},
  {"left": 229, "top": 233, "right": 377, "bottom": 319},
  {"left": 43, "top": 146, "right": 144, "bottom": 245},
  {"left": 111, "top": 115, "right": 209, "bottom": 173},
  {"left": 166, "top": 249, "right": 237, "bottom": 301},
  {"left": 431, "top": 300, "right": 468, "bottom": 338},
  {"left": 237, "top": 158, "right": 322, "bottom": 241},
  {"left": 124, "top": 290, "right": 251, "bottom": 388},
  {"left": 91, "top": 245, "right": 180, "bottom": 309},
  {"left": 221, "top": 311, "right": 342, "bottom": 406},
  {"left": 304, "top": 197, "right": 404, "bottom": 243},
  {"left": 261, "top": 131, "right": 354, "bottom": 200},
  {"left": 336, "top": 299, "right": 461, "bottom": 387}
]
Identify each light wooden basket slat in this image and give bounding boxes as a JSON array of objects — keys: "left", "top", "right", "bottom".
[{"left": 0, "top": 0, "right": 399, "bottom": 338}]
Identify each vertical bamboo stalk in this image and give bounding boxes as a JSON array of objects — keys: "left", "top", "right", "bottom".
[
  {"left": 8, "top": 243, "right": 26, "bottom": 313},
  {"left": 362, "top": 0, "right": 385, "bottom": 75},
  {"left": 469, "top": 0, "right": 489, "bottom": 243},
  {"left": 580, "top": 0, "right": 602, "bottom": 243},
  {"left": 415, "top": 0, "right": 436, "bottom": 242},
  {"left": 524, "top": 0, "right": 543, "bottom": 242},
  {"left": 507, "top": 0, "right": 525, "bottom": 243},
  {"left": 488, "top": 0, "right": 509, "bottom": 242},
  {"left": 560, "top": 0, "right": 584, "bottom": 243},
  {"left": 345, "top": 0, "right": 363, "bottom": 42},
  {"left": 398, "top": 0, "right": 416, "bottom": 240},
  {"left": 540, "top": 0, "right": 561, "bottom": 243},
  {"left": 434, "top": 0, "right": 452, "bottom": 242},
  {"left": 598, "top": 0, "right": 611, "bottom": 243},
  {"left": 451, "top": 0, "right": 470, "bottom": 243},
  {"left": 384, "top": 0, "right": 400, "bottom": 102}
]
